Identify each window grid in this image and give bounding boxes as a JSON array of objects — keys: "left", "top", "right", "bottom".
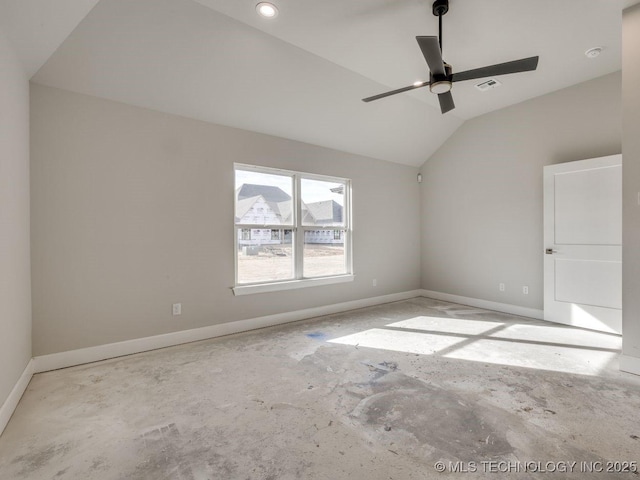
[{"left": 234, "top": 164, "right": 352, "bottom": 287}]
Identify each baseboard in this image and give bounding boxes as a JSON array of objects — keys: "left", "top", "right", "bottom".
[
  {"left": 33, "top": 290, "right": 423, "bottom": 373},
  {"left": 420, "top": 289, "right": 544, "bottom": 320},
  {"left": 0, "top": 359, "right": 34, "bottom": 436},
  {"left": 620, "top": 354, "right": 640, "bottom": 376}
]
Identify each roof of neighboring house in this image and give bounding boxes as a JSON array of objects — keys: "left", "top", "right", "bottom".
[
  {"left": 305, "top": 200, "right": 342, "bottom": 225},
  {"left": 236, "top": 184, "right": 343, "bottom": 225},
  {"left": 237, "top": 184, "right": 291, "bottom": 203},
  {"left": 235, "top": 193, "right": 294, "bottom": 224},
  {"left": 273, "top": 201, "right": 293, "bottom": 224},
  {"left": 235, "top": 195, "right": 262, "bottom": 221}
]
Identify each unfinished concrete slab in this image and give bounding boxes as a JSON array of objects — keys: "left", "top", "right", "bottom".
[{"left": 1, "top": 297, "right": 639, "bottom": 479}]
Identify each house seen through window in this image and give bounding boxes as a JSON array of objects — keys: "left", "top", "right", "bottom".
[{"left": 234, "top": 164, "right": 351, "bottom": 287}]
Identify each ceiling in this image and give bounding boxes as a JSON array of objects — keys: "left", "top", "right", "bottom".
[
  {"left": 1, "top": 0, "right": 637, "bottom": 166},
  {"left": 0, "top": 0, "right": 100, "bottom": 77}
]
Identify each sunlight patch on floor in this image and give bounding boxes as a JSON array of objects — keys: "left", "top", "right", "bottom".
[
  {"left": 441, "top": 339, "right": 618, "bottom": 376},
  {"left": 328, "top": 316, "right": 620, "bottom": 376},
  {"left": 328, "top": 327, "right": 462, "bottom": 355},
  {"left": 386, "top": 316, "right": 503, "bottom": 335},
  {"left": 488, "top": 323, "right": 621, "bottom": 350}
]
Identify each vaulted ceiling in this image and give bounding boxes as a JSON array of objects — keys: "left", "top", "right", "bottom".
[{"left": 1, "top": 0, "right": 637, "bottom": 166}]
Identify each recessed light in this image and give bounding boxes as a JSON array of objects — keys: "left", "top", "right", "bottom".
[
  {"left": 256, "top": 2, "right": 278, "bottom": 18},
  {"left": 585, "top": 47, "right": 603, "bottom": 59}
]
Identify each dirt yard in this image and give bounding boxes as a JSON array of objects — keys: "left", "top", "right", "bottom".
[{"left": 237, "top": 244, "right": 346, "bottom": 284}]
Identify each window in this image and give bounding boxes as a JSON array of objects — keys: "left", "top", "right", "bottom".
[{"left": 234, "top": 164, "right": 352, "bottom": 294}]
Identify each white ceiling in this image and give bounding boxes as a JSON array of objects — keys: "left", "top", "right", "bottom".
[
  {"left": 193, "top": 0, "right": 631, "bottom": 119},
  {"left": 2, "top": 0, "right": 637, "bottom": 166},
  {"left": 0, "top": 0, "right": 100, "bottom": 77}
]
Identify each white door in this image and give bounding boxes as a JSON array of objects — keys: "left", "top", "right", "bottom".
[{"left": 543, "top": 155, "right": 622, "bottom": 334}]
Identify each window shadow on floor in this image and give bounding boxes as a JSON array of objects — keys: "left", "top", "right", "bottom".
[{"left": 327, "top": 309, "right": 622, "bottom": 377}]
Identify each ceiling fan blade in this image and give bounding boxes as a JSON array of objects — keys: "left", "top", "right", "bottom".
[
  {"left": 362, "top": 81, "right": 430, "bottom": 103},
  {"left": 416, "top": 36, "right": 445, "bottom": 76},
  {"left": 438, "top": 91, "right": 455, "bottom": 114},
  {"left": 451, "top": 56, "right": 539, "bottom": 83}
]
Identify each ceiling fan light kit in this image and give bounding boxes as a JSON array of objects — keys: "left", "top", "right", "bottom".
[
  {"left": 362, "top": 0, "right": 539, "bottom": 115},
  {"left": 429, "top": 80, "right": 452, "bottom": 94},
  {"left": 429, "top": 62, "right": 452, "bottom": 94}
]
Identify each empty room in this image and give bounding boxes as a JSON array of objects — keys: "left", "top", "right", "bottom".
[{"left": 1, "top": 0, "right": 640, "bottom": 478}]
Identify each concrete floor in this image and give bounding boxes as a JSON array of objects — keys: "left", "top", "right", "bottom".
[{"left": 1, "top": 297, "right": 639, "bottom": 479}]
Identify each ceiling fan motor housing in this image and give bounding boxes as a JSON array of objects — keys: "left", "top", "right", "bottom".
[
  {"left": 432, "top": 0, "right": 449, "bottom": 17},
  {"left": 430, "top": 63, "right": 453, "bottom": 94}
]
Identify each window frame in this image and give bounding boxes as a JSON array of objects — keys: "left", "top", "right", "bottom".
[{"left": 233, "top": 163, "right": 353, "bottom": 295}]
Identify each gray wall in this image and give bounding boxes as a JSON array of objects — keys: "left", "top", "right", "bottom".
[
  {"left": 419, "top": 72, "right": 622, "bottom": 310},
  {"left": 30, "top": 84, "right": 421, "bottom": 356},
  {"left": 0, "top": 32, "right": 31, "bottom": 407},
  {"left": 622, "top": 5, "right": 640, "bottom": 364}
]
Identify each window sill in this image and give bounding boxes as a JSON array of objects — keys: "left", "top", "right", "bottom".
[{"left": 233, "top": 274, "right": 354, "bottom": 296}]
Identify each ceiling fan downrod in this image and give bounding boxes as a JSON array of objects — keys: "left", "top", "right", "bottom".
[{"left": 432, "top": 0, "right": 449, "bottom": 52}]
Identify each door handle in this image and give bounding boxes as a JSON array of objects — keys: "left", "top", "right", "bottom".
[{"left": 545, "top": 248, "right": 557, "bottom": 255}]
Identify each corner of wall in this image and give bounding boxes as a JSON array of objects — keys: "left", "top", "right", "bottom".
[
  {"left": 0, "top": 28, "right": 33, "bottom": 435},
  {"left": 621, "top": 3, "right": 640, "bottom": 375}
]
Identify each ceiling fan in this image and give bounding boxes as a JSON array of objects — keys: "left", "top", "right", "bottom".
[{"left": 362, "top": 0, "right": 539, "bottom": 114}]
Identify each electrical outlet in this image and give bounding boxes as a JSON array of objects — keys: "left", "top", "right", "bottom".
[
  {"left": 372, "top": 279, "right": 377, "bottom": 287},
  {"left": 172, "top": 303, "right": 182, "bottom": 316},
  {"left": 499, "top": 283, "right": 505, "bottom": 292},
  {"left": 523, "top": 286, "right": 529, "bottom": 295}
]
